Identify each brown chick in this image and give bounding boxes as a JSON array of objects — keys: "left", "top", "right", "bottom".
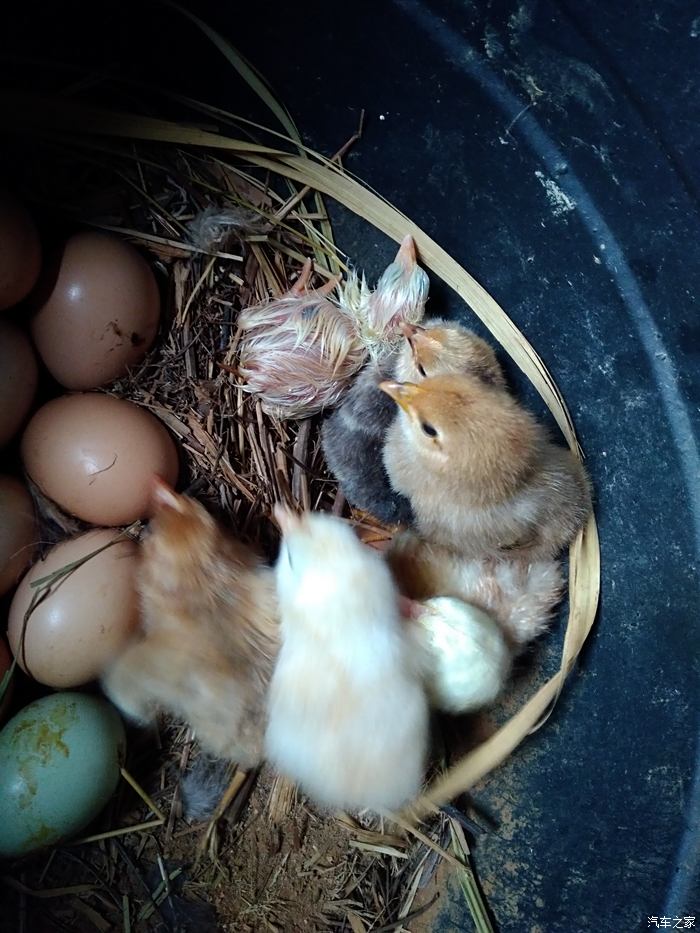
[
  {"left": 395, "top": 319, "right": 506, "bottom": 388},
  {"left": 380, "top": 374, "right": 592, "bottom": 560},
  {"left": 321, "top": 319, "right": 505, "bottom": 525},
  {"left": 102, "top": 478, "right": 278, "bottom": 768},
  {"left": 388, "top": 530, "right": 564, "bottom": 650}
]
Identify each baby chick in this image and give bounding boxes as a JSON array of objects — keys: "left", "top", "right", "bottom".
[
  {"left": 321, "top": 357, "right": 414, "bottom": 524},
  {"left": 103, "top": 479, "right": 278, "bottom": 768},
  {"left": 321, "top": 319, "right": 505, "bottom": 524},
  {"left": 265, "top": 506, "right": 428, "bottom": 812},
  {"left": 339, "top": 235, "right": 429, "bottom": 358},
  {"left": 396, "top": 320, "right": 505, "bottom": 388},
  {"left": 389, "top": 530, "right": 563, "bottom": 649},
  {"left": 237, "top": 259, "right": 365, "bottom": 420},
  {"left": 380, "top": 374, "right": 592, "bottom": 560},
  {"left": 409, "top": 596, "right": 512, "bottom": 713}
]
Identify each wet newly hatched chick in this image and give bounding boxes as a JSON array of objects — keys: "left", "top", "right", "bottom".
[
  {"left": 321, "top": 319, "right": 505, "bottom": 524},
  {"left": 339, "top": 235, "right": 429, "bottom": 358},
  {"left": 381, "top": 374, "right": 592, "bottom": 561},
  {"left": 265, "top": 507, "right": 428, "bottom": 812},
  {"left": 389, "top": 530, "right": 564, "bottom": 649},
  {"left": 102, "top": 479, "right": 278, "bottom": 768}
]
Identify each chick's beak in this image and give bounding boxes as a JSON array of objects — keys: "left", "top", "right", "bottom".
[
  {"left": 378, "top": 380, "right": 422, "bottom": 412},
  {"left": 150, "top": 475, "right": 181, "bottom": 514},
  {"left": 395, "top": 234, "right": 417, "bottom": 270},
  {"left": 399, "top": 321, "right": 424, "bottom": 340}
]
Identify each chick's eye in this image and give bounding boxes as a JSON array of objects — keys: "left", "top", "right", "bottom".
[
  {"left": 421, "top": 421, "right": 438, "bottom": 438},
  {"left": 417, "top": 362, "right": 427, "bottom": 378}
]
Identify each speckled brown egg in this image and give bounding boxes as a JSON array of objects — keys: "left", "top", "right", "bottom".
[
  {"left": 21, "top": 393, "right": 178, "bottom": 525},
  {"left": 0, "top": 475, "right": 38, "bottom": 596},
  {"left": 7, "top": 529, "right": 139, "bottom": 687},
  {"left": 0, "top": 321, "right": 38, "bottom": 447},
  {"left": 31, "top": 232, "right": 160, "bottom": 389},
  {"left": 0, "top": 191, "right": 41, "bottom": 312}
]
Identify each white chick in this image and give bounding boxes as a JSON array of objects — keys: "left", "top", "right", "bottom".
[
  {"left": 265, "top": 506, "right": 429, "bottom": 812},
  {"left": 410, "top": 597, "right": 511, "bottom": 714}
]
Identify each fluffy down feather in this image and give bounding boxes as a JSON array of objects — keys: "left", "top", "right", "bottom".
[{"left": 265, "top": 507, "right": 428, "bottom": 811}]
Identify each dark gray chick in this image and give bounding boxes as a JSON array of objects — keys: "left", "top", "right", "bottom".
[{"left": 321, "top": 353, "right": 414, "bottom": 524}]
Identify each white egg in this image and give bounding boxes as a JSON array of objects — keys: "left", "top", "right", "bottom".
[{"left": 416, "top": 596, "right": 511, "bottom": 713}]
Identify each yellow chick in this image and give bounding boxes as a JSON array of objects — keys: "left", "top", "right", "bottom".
[
  {"left": 380, "top": 374, "right": 591, "bottom": 560},
  {"left": 410, "top": 596, "right": 512, "bottom": 713},
  {"left": 395, "top": 320, "right": 506, "bottom": 388}
]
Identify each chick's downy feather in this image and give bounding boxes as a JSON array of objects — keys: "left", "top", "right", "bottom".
[
  {"left": 265, "top": 507, "right": 428, "bottom": 811},
  {"left": 381, "top": 374, "right": 592, "bottom": 560},
  {"left": 389, "top": 530, "right": 563, "bottom": 649},
  {"left": 237, "top": 259, "right": 365, "bottom": 420},
  {"left": 102, "top": 480, "right": 278, "bottom": 768},
  {"left": 321, "top": 319, "right": 505, "bottom": 524},
  {"left": 339, "top": 235, "right": 429, "bottom": 358},
  {"left": 394, "top": 319, "right": 506, "bottom": 388},
  {"left": 321, "top": 356, "right": 413, "bottom": 524}
]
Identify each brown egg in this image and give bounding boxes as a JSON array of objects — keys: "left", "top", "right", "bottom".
[
  {"left": 0, "top": 191, "right": 42, "bottom": 312},
  {"left": 0, "top": 475, "right": 38, "bottom": 596},
  {"left": 0, "top": 321, "right": 39, "bottom": 447},
  {"left": 7, "top": 529, "right": 139, "bottom": 688},
  {"left": 31, "top": 232, "right": 160, "bottom": 389},
  {"left": 21, "top": 393, "right": 179, "bottom": 526}
]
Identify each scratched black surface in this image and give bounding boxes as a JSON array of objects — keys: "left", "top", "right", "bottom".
[{"left": 2, "top": 1, "right": 699, "bottom": 929}]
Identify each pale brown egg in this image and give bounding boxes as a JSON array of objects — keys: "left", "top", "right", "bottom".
[
  {"left": 0, "top": 321, "right": 39, "bottom": 447},
  {"left": 31, "top": 232, "right": 160, "bottom": 389},
  {"left": 0, "top": 191, "right": 42, "bottom": 312},
  {"left": 7, "top": 529, "right": 139, "bottom": 688},
  {"left": 0, "top": 475, "right": 38, "bottom": 596},
  {"left": 21, "top": 393, "right": 179, "bottom": 525}
]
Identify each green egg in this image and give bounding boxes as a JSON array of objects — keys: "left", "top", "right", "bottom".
[{"left": 0, "top": 692, "right": 126, "bottom": 858}]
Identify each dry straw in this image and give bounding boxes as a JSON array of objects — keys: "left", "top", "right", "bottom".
[
  {"left": 3, "top": 86, "right": 601, "bottom": 815},
  {"left": 0, "top": 33, "right": 600, "bottom": 933}
]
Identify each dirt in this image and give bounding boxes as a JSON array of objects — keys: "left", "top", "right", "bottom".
[{"left": 178, "top": 768, "right": 358, "bottom": 933}]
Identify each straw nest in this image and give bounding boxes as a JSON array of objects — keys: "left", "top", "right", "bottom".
[{"left": 0, "top": 11, "right": 600, "bottom": 932}]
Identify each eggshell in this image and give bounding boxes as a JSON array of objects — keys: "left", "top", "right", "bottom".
[
  {"left": 0, "top": 692, "right": 125, "bottom": 857},
  {"left": 0, "top": 475, "right": 38, "bottom": 596},
  {"left": 0, "top": 320, "right": 38, "bottom": 446},
  {"left": 416, "top": 596, "right": 511, "bottom": 713},
  {"left": 0, "top": 190, "right": 42, "bottom": 311},
  {"left": 30, "top": 232, "right": 160, "bottom": 389},
  {"left": 21, "top": 393, "right": 179, "bottom": 525},
  {"left": 7, "top": 529, "right": 140, "bottom": 687}
]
